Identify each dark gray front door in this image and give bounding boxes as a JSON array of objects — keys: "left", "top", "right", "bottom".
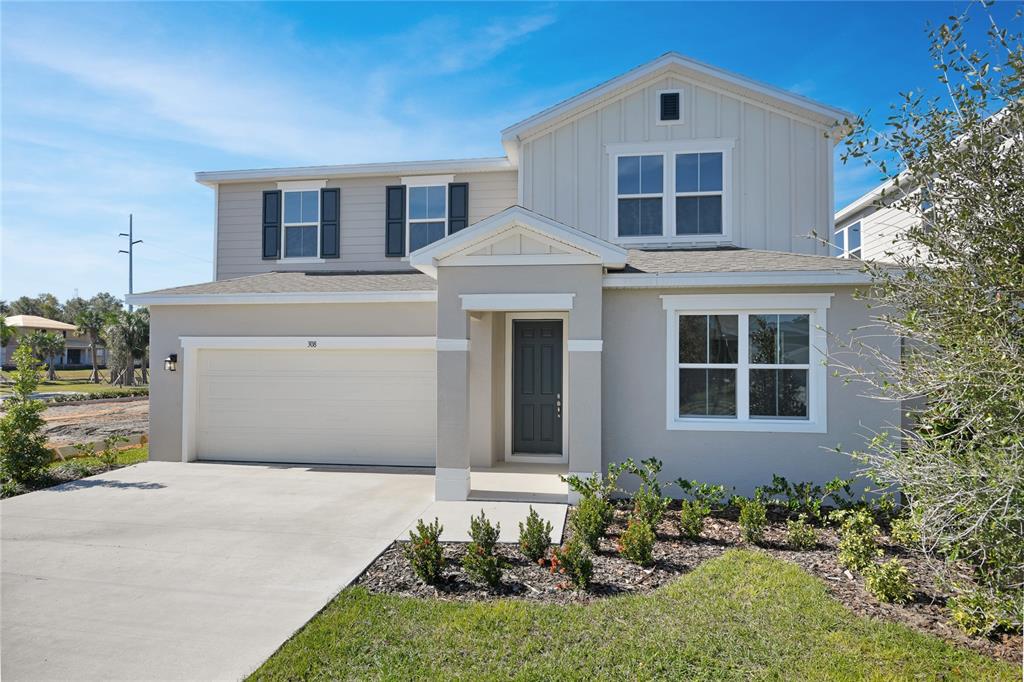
[{"left": 512, "top": 320, "right": 563, "bottom": 454}]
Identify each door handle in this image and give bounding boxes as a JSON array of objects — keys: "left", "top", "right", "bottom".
[{"left": 556, "top": 393, "right": 562, "bottom": 419}]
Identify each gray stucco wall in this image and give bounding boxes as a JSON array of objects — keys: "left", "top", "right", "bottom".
[
  {"left": 148, "top": 302, "right": 436, "bottom": 462},
  {"left": 601, "top": 286, "right": 899, "bottom": 495}
]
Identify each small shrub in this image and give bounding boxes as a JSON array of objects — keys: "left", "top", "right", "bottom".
[
  {"left": 755, "top": 474, "right": 855, "bottom": 520},
  {"left": 678, "top": 499, "right": 710, "bottom": 540},
  {"left": 0, "top": 346, "right": 52, "bottom": 485},
  {"left": 888, "top": 515, "right": 921, "bottom": 548},
  {"left": 571, "top": 494, "right": 611, "bottom": 551},
  {"left": 864, "top": 559, "right": 914, "bottom": 604},
  {"left": 948, "top": 589, "right": 1016, "bottom": 637},
  {"left": 675, "top": 479, "right": 727, "bottom": 510},
  {"left": 834, "top": 509, "right": 882, "bottom": 572},
  {"left": 624, "top": 458, "right": 670, "bottom": 530},
  {"left": 738, "top": 497, "right": 768, "bottom": 545},
  {"left": 404, "top": 518, "right": 445, "bottom": 585},
  {"left": 98, "top": 434, "right": 129, "bottom": 468},
  {"left": 786, "top": 514, "right": 818, "bottom": 550},
  {"left": 561, "top": 460, "right": 626, "bottom": 501},
  {"left": 462, "top": 511, "right": 504, "bottom": 587},
  {"left": 518, "top": 506, "right": 553, "bottom": 563},
  {"left": 550, "top": 537, "right": 593, "bottom": 590},
  {"left": 617, "top": 517, "right": 655, "bottom": 566}
]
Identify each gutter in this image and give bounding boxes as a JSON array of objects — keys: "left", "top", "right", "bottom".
[
  {"left": 126, "top": 290, "right": 438, "bottom": 306},
  {"left": 602, "top": 269, "right": 871, "bottom": 288}
]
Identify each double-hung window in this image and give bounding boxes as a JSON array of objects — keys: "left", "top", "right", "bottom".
[
  {"left": 408, "top": 185, "right": 447, "bottom": 251},
  {"left": 609, "top": 140, "right": 732, "bottom": 242},
  {"left": 664, "top": 293, "right": 830, "bottom": 432},
  {"left": 832, "top": 221, "right": 861, "bottom": 259},
  {"left": 283, "top": 189, "right": 320, "bottom": 258}
]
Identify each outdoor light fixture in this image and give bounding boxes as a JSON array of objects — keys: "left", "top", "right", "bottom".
[{"left": 164, "top": 354, "right": 177, "bottom": 372}]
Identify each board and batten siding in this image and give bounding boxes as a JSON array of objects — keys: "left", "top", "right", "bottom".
[
  {"left": 216, "top": 170, "right": 518, "bottom": 279},
  {"left": 519, "top": 75, "right": 834, "bottom": 255}
]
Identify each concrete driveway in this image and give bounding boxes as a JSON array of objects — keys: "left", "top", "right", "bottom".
[{"left": 1, "top": 461, "right": 435, "bottom": 681}]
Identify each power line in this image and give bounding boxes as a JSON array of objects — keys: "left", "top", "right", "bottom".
[{"left": 118, "top": 214, "right": 143, "bottom": 312}]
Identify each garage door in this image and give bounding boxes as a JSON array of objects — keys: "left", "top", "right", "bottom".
[{"left": 194, "top": 347, "right": 436, "bottom": 466}]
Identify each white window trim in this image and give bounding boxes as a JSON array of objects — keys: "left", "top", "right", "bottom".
[
  {"left": 280, "top": 188, "right": 321, "bottom": 260},
  {"left": 661, "top": 293, "right": 831, "bottom": 433},
  {"left": 655, "top": 88, "right": 684, "bottom": 125},
  {"left": 607, "top": 139, "right": 734, "bottom": 245},
  {"left": 834, "top": 221, "right": 862, "bottom": 259},
  {"left": 404, "top": 175, "right": 455, "bottom": 255}
]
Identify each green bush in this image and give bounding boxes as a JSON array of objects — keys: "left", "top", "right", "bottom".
[
  {"left": 45, "top": 387, "right": 149, "bottom": 404},
  {"left": 755, "top": 474, "right": 855, "bottom": 520},
  {"left": 624, "top": 458, "right": 670, "bottom": 530},
  {"left": 786, "top": 514, "right": 818, "bottom": 550},
  {"left": 738, "top": 497, "right": 768, "bottom": 545},
  {"left": 404, "top": 518, "right": 445, "bottom": 585},
  {"left": 674, "top": 479, "right": 727, "bottom": 509},
  {"left": 551, "top": 537, "right": 593, "bottom": 590},
  {"left": 864, "top": 559, "right": 915, "bottom": 604},
  {"left": 678, "top": 499, "right": 710, "bottom": 540},
  {"left": 888, "top": 515, "right": 921, "bottom": 548},
  {"left": 518, "top": 506, "right": 553, "bottom": 563},
  {"left": 618, "top": 518, "right": 655, "bottom": 566},
  {"left": 561, "top": 461, "right": 626, "bottom": 501},
  {"left": 462, "top": 510, "right": 504, "bottom": 588},
  {"left": 948, "top": 589, "right": 1017, "bottom": 637},
  {"left": 834, "top": 509, "right": 883, "bottom": 572},
  {"left": 571, "top": 494, "right": 611, "bottom": 551},
  {"left": 0, "top": 346, "right": 52, "bottom": 485}
]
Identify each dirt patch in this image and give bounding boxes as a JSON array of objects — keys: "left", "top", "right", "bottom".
[
  {"left": 41, "top": 400, "right": 149, "bottom": 447},
  {"left": 356, "top": 504, "right": 1020, "bottom": 663}
]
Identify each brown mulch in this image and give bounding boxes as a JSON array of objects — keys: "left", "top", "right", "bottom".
[{"left": 354, "top": 503, "right": 1020, "bottom": 663}]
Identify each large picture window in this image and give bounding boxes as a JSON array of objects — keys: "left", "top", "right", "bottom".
[
  {"left": 282, "top": 189, "right": 319, "bottom": 258},
  {"left": 663, "top": 294, "right": 830, "bottom": 432}
]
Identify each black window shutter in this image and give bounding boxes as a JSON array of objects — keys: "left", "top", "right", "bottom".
[
  {"left": 385, "top": 185, "right": 406, "bottom": 257},
  {"left": 660, "top": 92, "right": 680, "bottom": 122},
  {"left": 320, "top": 188, "right": 340, "bottom": 258},
  {"left": 448, "top": 182, "right": 469, "bottom": 233},
  {"left": 262, "top": 190, "right": 281, "bottom": 260}
]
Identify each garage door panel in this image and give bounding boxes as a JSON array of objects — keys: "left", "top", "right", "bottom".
[{"left": 195, "top": 348, "right": 436, "bottom": 466}]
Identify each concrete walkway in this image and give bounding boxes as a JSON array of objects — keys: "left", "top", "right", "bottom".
[{"left": 1, "top": 461, "right": 436, "bottom": 681}]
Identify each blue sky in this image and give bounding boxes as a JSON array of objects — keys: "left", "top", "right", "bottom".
[{"left": 1, "top": 1, "right": 1013, "bottom": 302}]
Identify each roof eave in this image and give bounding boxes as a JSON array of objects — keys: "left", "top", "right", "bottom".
[
  {"left": 603, "top": 269, "right": 872, "bottom": 289},
  {"left": 194, "top": 157, "right": 515, "bottom": 187}
]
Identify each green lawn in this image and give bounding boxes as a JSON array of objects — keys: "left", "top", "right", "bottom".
[
  {"left": 1, "top": 369, "right": 148, "bottom": 396},
  {"left": 49, "top": 445, "right": 149, "bottom": 470},
  {"left": 250, "top": 550, "right": 1012, "bottom": 681}
]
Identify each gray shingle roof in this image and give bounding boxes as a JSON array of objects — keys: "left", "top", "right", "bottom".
[
  {"left": 623, "top": 248, "right": 866, "bottom": 274},
  {"left": 136, "top": 270, "right": 437, "bottom": 296}
]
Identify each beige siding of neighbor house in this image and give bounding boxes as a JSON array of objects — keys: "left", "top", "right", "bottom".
[
  {"left": 519, "top": 75, "right": 834, "bottom": 254},
  {"left": 147, "top": 301, "right": 437, "bottom": 462},
  {"left": 601, "top": 285, "right": 900, "bottom": 495},
  {"left": 216, "top": 170, "right": 518, "bottom": 279}
]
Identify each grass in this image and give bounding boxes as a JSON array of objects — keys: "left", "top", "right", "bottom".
[
  {"left": 1, "top": 368, "right": 147, "bottom": 396},
  {"left": 249, "top": 550, "right": 1013, "bottom": 681},
  {"left": 49, "top": 444, "right": 149, "bottom": 471}
]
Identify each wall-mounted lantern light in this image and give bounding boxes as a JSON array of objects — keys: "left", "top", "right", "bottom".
[{"left": 164, "top": 354, "right": 178, "bottom": 372}]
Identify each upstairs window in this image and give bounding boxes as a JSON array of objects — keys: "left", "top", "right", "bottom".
[
  {"left": 283, "top": 190, "right": 319, "bottom": 258},
  {"left": 833, "top": 221, "right": 861, "bottom": 259},
  {"left": 675, "top": 152, "right": 723, "bottom": 235},
  {"left": 616, "top": 154, "right": 664, "bottom": 237},
  {"left": 408, "top": 185, "right": 447, "bottom": 252}
]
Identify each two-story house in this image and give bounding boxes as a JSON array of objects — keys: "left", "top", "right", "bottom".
[{"left": 129, "top": 53, "right": 897, "bottom": 501}]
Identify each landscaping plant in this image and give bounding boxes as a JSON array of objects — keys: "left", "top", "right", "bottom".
[
  {"left": 677, "top": 499, "right": 709, "bottom": 540},
  {"left": 831, "top": 3, "right": 1023, "bottom": 632},
  {"left": 833, "top": 509, "right": 882, "bottom": 573},
  {"left": 404, "top": 518, "right": 445, "bottom": 585},
  {"left": 865, "top": 559, "right": 915, "bottom": 605},
  {"left": 674, "top": 479, "right": 727, "bottom": 510},
  {"left": 624, "top": 458, "right": 670, "bottom": 531},
  {"left": 948, "top": 590, "right": 1017, "bottom": 638},
  {"left": 518, "top": 506, "right": 554, "bottom": 564},
  {"left": 755, "top": 474, "right": 854, "bottom": 520},
  {"left": 462, "top": 510, "right": 504, "bottom": 587},
  {"left": 785, "top": 514, "right": 818, "bottom": 551},
  {"left": 889, "top": 515, "right": 921, "bottom": 549},
  {"left": 561, "top": 460, "right": 627, "bottom": 502},
  {"left": 570, "top": 493, "right": 611, "bottom": 552},
  {"left": 617, "top": 517, "right": 655, "bottom": 567},
  {"left": 0, "top": 346, "right": 52, "bottom": 486},
  {"left": 550, "top": 537, "right": 593, "bottom": 590},
  {"left": 737, "top": 497, "right": 768, "bottom": 545}
]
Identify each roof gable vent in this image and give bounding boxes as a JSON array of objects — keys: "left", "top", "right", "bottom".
[{"left": 658, "top": 90, "right": 682, "bottom": 124}]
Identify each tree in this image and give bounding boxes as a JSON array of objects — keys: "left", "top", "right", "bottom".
[
  {"left": 834, "top": 4, "right": 1023, "bottom": 634},
  {"left": 0, "top": 315, "right": 13, "bottom": 365},
  {"left": 62, "top": 297, "right": 90, "bottom": 324},
  {"left": 105, "top": 310, "right": 148, "bottom": 386},
  {"left": 23, "top": 330, "right": 65, "bottom": 381},
  {"left": 0, "top": 345, "right": 52, "bottom": 487},
  {"left": 9, "top": 296, "right": 41, "bottom": 316},
  {"left": 76, "top": 308, "right": 107, "bottom": 383},
  {"left": 89, "top": 292, "right": 123, "bottom": 319}
]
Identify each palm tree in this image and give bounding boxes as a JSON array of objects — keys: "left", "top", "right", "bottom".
[
  {"left": 24, "top": 329, "right": 65, "bottom": 381},
  {"left": 75, "top": 308, "right": 107, "bottom": 384},
  {"left": 105, "top": 310, "right": 148, "bottom": 386}
]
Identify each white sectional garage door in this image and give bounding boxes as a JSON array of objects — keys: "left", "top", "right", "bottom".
[{"left": 194, "top": 347, "right": 436, "bottom": 466}]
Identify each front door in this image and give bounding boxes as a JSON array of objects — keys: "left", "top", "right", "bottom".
[{"left": 512, "top": 320, "right": 563, "bottom": 454}]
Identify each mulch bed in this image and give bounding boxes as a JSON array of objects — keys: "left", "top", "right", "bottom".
[{"left": 354, "top": 503, "right": 1020, "bottom": 663}]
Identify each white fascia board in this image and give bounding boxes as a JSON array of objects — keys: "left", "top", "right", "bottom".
[
  {"left": 603, "top": 270, "right": 870, "bottom": 289},
  {"left": 501, "top": 53, "right": 855, "bottom": 145},
  {"left": 195, "top": 157, "right": 514, "bottom": 186},
  {"left": 460, "top": 293, "right": 575, "bottom": 311},
  {"left": 127, "top": 290, "right": 437, "bottom": 306},
  {"left": 179, "top": 336, "right": 437, "bottom": 350}
]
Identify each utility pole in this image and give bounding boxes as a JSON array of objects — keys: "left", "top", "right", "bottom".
[{"left": 119, "top": 214, "right": 143, "bottom": 311}]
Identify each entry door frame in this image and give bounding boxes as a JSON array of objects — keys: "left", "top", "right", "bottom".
[{"left": 504, "top": 312, "right": 569, "bottom": 464}]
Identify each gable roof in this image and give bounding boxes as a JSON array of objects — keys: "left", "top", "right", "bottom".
[
  {"left": 501, "top": 52, "right": 856, "bottom": 154},
  {"left": 408, "top": 206, "right": 628, "bottom": 277},
  {"left": 5, "top": 315, "right": 78, "bottom": 331}
]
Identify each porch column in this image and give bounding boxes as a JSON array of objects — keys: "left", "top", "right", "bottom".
[
  {"left": 568, "top": 340, "right": 602, "bottom": 503},
  {"left": 435, "top": 307, "right": 471, "bottom": 500}
]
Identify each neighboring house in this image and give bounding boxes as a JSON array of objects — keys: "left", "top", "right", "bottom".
[
  {"left": 129, "top": 52, "right": 898, "bottom": 501},
  {"left": 833, "top": 179, "right": 921, "bottom": 261},
  {"left": 1, "top": 315, "right": 106, "bottom": 368}
]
